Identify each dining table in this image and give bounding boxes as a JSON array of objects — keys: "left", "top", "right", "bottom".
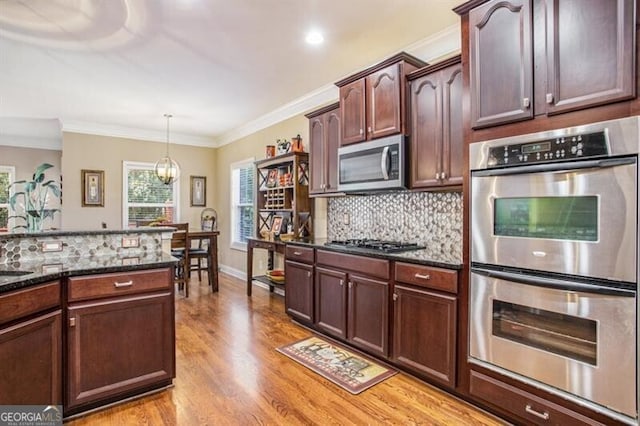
[{"left": 187, "top": 229, "right": 220, "bottom": 292}]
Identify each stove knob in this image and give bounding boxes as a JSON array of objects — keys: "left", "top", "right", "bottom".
[{"left": 571, "top": 146, "right": 577, "bottom": 154}]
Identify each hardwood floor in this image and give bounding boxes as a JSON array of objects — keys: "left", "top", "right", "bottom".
[{"left": 67, "top": 273, "right": 506, "bottom": 425}]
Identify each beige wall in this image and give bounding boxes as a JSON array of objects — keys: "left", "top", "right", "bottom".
[
  {"left": 214, "top": 114, "right": 328, "bottom": 276},
  {"left": 0, "top": 146, "right": 62, "bottom": 230},
  {"left": 62, "top": 132, "right": 217, "bottom": 230}
]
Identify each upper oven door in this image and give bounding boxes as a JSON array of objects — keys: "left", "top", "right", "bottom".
[{"left": 471, "top": 158, "right": 637, "bottom": 282}]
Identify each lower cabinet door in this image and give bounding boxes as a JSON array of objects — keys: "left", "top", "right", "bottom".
[
  {"left": 392, "top": 284, "right": 456, "bottom": 388},
  {"left": 284, "top": 260, "right": 314, "bottom": 323},
  {"left": 315, "top": 267, "right": 347, "bottom": 339},
  {"left": 66, "top": 292, "right": 175, "bottom": 410},
  {"left": 0, "top": 310, "right": 62, "bottom": 405},
  {"left": 348, "top": 274, "right": 389, "bottom": 357}
]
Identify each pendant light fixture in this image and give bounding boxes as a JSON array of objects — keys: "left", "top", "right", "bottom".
[{"left": 155, "top": 113, "right": 180, "bottom": 185}]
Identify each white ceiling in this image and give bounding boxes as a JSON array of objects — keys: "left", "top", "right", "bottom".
[{"left": 0, "top": 0, "right": 461, "bottom": 147}]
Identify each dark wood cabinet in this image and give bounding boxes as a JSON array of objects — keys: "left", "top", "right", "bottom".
[
  {"left": 65, "top": 269, "right": 175, "bottom": 413},
  {"left": 468, "top": 0, "right": 533, "bottom": 128},
  {"left": 0, "top": 280, "right": 61, "bottom": 405},
  {"left": 464, "top": 0, "right": 635, "bottom": 129},
  {"left": 393, "top": 285, "right": 457, "bottom": 388},
  {"left": 340, "top": 79, "right": 367, "bottom": 144},
  {"left": 336, "top": 52, "right": 426, "bottom": 145},
  {"left": 470, "top": 370, "right": 606, "bottom": 425},
  {"left": 408, "top": 57, "right": 463, "bottom": 189},
  {"left": 284, "top": 260, "right": 314, "bottom": 324},
  {"left": 544, "top": 0, "right": 635, "bottom": 115},
  {"left": 306, "top": 103, "right": 341, "bottom": 195},
  {"left": 0, "top": 310, "right": 62, "bottom": 405},
  {"left": 315, "top": 266, "right": 348, "bottom": 339},
  {"left": 347, "top": 274, "right": 389, "bottom": 357},
  {"left": 392, "top": 263, "right": 458, "bottom": 388},
  {"left": 315, "top": 250, "right": 390, "bottom": 357}
]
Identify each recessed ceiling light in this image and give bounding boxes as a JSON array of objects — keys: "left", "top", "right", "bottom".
[{"left": 305, "top": 30, "right": 324, "bottom": 45}]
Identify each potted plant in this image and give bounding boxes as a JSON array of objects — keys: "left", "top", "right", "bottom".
[{"left": 9, "top": 163, "right": 61, "bottom": 232}]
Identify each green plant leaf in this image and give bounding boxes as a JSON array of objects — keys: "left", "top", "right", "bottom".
[
  {"left": 9, "top": 192, "right": 25, "bottom": 210},
  {"left": 25, "top": 181, "right": 37, "bottom": 192},
  {"left": 42, "top": 209, "right": 59, "bottom": 220},
  {"left": 9, "top": 179, "right": 26, "bottom": 188},
  {"left": 33, "top": 163, "right": 54, "bottom": 183}
]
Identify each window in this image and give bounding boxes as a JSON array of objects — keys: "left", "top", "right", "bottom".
[
  {"left": 230, "top": 158, "right": 254, "bottom": 249},
  {"left": 123, "top": 161, "right": 179, "bottom": 227},
  {"left": 0, "top": 166, "right": 14, "bottom": 231}
]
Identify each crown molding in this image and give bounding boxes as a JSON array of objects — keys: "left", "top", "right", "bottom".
[
  {"left": 61, "top": 120, "right": 216, "bottom": 148},
  {"left": 0, "top": 117, "right": 62, "bottom": 150},
  {"left": 214, "top": 83, "right": 340, "bottom": 147},
  {"left": 214, "top": 24, "right": 460, "bottom": 147}
]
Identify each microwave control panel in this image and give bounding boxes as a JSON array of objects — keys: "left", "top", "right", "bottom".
[{"left": 487, "top": 131, "right": 608, "bottom": 168}]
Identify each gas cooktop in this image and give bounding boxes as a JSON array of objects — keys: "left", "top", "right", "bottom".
[{"left": 324, "top": 239, "right": 425, "bottom": 253}]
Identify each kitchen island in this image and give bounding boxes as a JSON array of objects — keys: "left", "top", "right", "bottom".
[{"left": 0, "top": 228, "right": 178, "bottom": 419}]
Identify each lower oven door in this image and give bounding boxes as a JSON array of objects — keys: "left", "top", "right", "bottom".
[{"left": 469, "top": 268, "right": 637, "bottom": 419}]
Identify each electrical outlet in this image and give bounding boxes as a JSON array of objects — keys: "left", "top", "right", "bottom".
[
  {"left": 122, "top": 236, "right": 140, "bottom": 248},
  {"left": 343, "top": 213, "right": 350, "bottom": 225}
]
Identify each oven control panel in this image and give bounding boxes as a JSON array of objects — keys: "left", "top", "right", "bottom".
[{"left": 487, "top": 131, "right": 608, "bottom": 167}]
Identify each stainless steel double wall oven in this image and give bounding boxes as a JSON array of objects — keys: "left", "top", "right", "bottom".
[{"left": 469, "top": 116, "right": 639, "bottom": 423}]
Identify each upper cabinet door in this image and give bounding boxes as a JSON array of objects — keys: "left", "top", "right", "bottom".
[
  {"left": 545, "top": 0, "right": 635, "bottom": 114},
  {"left": 367, "top": 63, "right": 402, "bottom": 140},
  {"left": 410, "top": 73, "right": 442, "bottom": 188},
  {"left": 441, "top": 64, "right": 464, "bottom": 186},
  {"left": 325, "top": 110, "right": 341, "bottom": 192},
  {"left": 340, "top": 79, "right": 366, "bottom": 145},
  {"left": 469, "top": 0, "right": 533, "bottom": 128},
  {"left": 308, "top": 116, "right": 325, "bottom": 194}
]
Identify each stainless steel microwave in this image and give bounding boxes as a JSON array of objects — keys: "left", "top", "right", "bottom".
[{"left": 337, "top": 134, "right": 406, "bottom": 192}]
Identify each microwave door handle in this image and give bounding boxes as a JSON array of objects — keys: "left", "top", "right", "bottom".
[
  {"left": 380, "top": 146, "right": 390, "bottom": 180},
  {"left": 472, "top": 157, "right": 637, "bottom": 177},
  {"left": 471, "top": 266, "right": 636, "bottom": 297}
]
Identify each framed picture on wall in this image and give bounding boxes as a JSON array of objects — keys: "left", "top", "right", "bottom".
[
  {"left": 190, "top": 176, "right": 206, "bottom": 207},
  {"left": 81, "top": 170, "right": 104, "bottom": 207}
]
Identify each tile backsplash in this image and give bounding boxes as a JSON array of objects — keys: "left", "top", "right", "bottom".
[{"left": 327, "top": 191, "right": 462, "bottom": 256}]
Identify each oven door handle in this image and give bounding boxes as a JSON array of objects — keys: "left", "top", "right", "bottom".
[
  {"left": 471, "top": 157, "right": 636, "bottom": 177},
  {"left": 471, "top": 267, "right": 636, "bottom": 297}
]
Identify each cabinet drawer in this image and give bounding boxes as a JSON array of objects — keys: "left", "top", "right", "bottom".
[
  {"left": 285, "top": 245, "right": 314, "bottom": 263},
  {"left": 68, "top": 268, "right": 172, "bottom": 302},
  {"left": 394, "top": 263, "right": 457, "bottom": 294},
  {"left": 470, "top": 370, "right": 604, "bottom": 426},
  {"left": 0, "top": 281, "right": 60, "bottom": 325},
  {"left": 316, "top": 250, "right": 389, "bottom": 280}
]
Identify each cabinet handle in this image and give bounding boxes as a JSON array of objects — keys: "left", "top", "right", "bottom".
[
  {"left": 307, "top": 271, "right": 311, "bottom": 278},
  {"left": 393, "top": 293, "right": 398, "bottom": 301},
  {"left": 348, "top": 281, "right": 353, "bottom": 288},
  {"left": 522, "top": 97, "right": 530, "bottom": 108},
  {"left": 367, "top": 126, "right": 372, "bottom": 134},
  {"left": 441, "top": 172, "right": 446, "bottom": 180},
  {"left": 339, "top": 280, "right": 344, "bottom": 286},
  {"left": 69, "top": 317, "right": 76, "bottom": 327},
  {"left": 114, "top": 280, "right": 134, "bottom": 288},
  {"left": 525, "top": 404, "right": 550, "bottom": 420},
  {"left": 545, "top": 93, "right": 554, "bottom": 104},
  {"left": 435, "top": 172, "right": 440, "bottom": 179},
  {"left": 414, "top": 273, "right": 431, "bottom": 280},
  {"left": 293, "top": 251, "right": 302, "bottom": 255},
  {"left": 359, "top": 129, "right": 364, "bottom": 135}
]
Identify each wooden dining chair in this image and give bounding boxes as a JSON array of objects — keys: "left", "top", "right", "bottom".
[
  {"left": 189, "top": 239, "right": 209, "bottom": 283},
  {"left": 166, "top": 223, "right": 189, "bottom": 297}
]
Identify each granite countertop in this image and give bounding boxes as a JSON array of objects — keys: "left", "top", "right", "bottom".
[
  {"left": 0, "top": 252, "right": 177, "bottom": 294},
  {"left": 287, "top": 238, "right": 462, "bottom": 270},
  {"left": 0, "top": 227, "right": 176, "bottom": 239}
]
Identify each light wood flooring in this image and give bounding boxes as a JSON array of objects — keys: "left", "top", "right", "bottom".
[{"left": 67, "top": 272, "right": 506, "bottom": 425}]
